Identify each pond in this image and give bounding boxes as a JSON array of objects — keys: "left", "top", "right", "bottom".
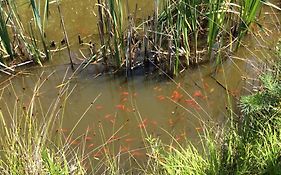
[{"left": 0, "top": 0, "right": 280, "bottom": 172}]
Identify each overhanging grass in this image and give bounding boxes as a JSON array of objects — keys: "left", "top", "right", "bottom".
[{"left": 0, "top": 73, "right": 86, "bottom": 174}]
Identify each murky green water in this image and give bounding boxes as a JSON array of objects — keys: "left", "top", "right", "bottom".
[{"left": 0, "top": 0, "right": 281, "bottom": 171}]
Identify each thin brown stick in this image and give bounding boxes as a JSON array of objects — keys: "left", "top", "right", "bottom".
[{"left": 56, "top": 0, "right": 74, "bottom": 70}]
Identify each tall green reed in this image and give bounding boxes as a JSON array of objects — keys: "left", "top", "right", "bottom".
[
  {"left": 0, "top": 0, "right": 52, "bottom": 66},
  {"left": 237, "top": 0, "right": 262, "bottom": 48},
  {"left": 97, "top": 0, "right": 125, "bottom": 68},
  {"left": 0, "top": 2, "right": 14, "bottom": 61},
  {"left": 29, "top": 0, "right": 50, "bottom": 61}
]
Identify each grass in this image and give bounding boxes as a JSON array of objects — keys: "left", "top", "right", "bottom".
[{"left": 0, "top": 72, "right": 86, "bottom": 174}]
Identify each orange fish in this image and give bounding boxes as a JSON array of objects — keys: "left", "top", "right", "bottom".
[
  {"left": 171, "top": 90, "right": 183, "bottom": 101},
  {"left": 131, "top": 150, "right": 144, "bottom": 157},
  {"left": 93, "top": 151, "right": 101, "bottom": 158},
  {"left": 193, "top": 90, "right": 207, "bottom": 100},
  {"left": 121, "top": 91, "right": 129, "bottom": 96},
  {"left": 168, "top": 118, "right": 174, "bottom": 127},
  {"left": 203, "top": 82, "right": 209, "bottom": 89},
  {"left": 95, "top": 105, "right": 103, "bottom": 110},
  {"left": 109, "top": 118, "right": 115, "bottom": 124},
  {"left": 185, "top": 99, "right": 196, "bottom": 105},
  {"left": 85, "top": 136, "right": 92, "bottom": 141},
  {"left": 184, "top": 99, "right": 201, "bottom": 110},
  {"left": 70, "top": 140, "right": 80, "bottom": 145},
  {"left": 120, "top": 146, "right": 130, "bottom": 153},
  {"left": 175, "top": 135, "right": 183, "bottom": 141},
  {"left": 157, "top": 95, "right": 165, "bottom": 101},
  {"left": 193, "top": 90, "right": 203, "bottom": 97},
  {"left": 138, "top": 119, "right": 148, "bottom": 129},
  {"left": 103, "top": 147, "right": 110, "bottom": 154},
  {"left": 88, "top": 143, "right": 95, "bottom": 148},
  {"left": 104, "top": 114, "right": 113, "bottom": 119},
  {"left": 121, "top": 97, "right": 128, "bottom": 102},
  {"left": 116, "top": 104, "right": 126, "bottom": 111}
]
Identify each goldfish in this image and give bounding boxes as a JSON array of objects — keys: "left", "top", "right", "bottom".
[
  {"left": 193, "top": 90, "right": 203, "bottom": 98},
  {"left": 95, "top": 105, "right": 103, "bottom": 110},
  {"left": 116, "top": 104, "right": 126, "bottom": 111},
  {"left": 203, "top": 82, "right": 209, "bottom": 89},
  {"left": 171, "top": 90, "right": 183, "bottom": 101},
  {"left": 138, "top": 119, "right": 148, "bottom": 129},
  {"left": 193, "top": 90, "right": 207, "bottom": 100},
  {"left": 70, "top": 140, "right": 80, "bottom": 145},
  {"left": 88, "top": 143, "right": 95, "bottom": 148},
  {"left": 157, "top": 95, "right": 165, "bottom": 101},
  {"left": 121, "top": 91, "right": 129, "bottom": 96},
  {"left": 104, "top": 114, "right": 113, "bottom": 119},
  {"left": 85, "top": 136, "right": 92, "bottom": 141},
  {"left": 168, "top": 118, "right": 174, "bottom": 127},
  {"left": 184, "top": 99, "right": 201, "bottom": 110},
  {"left": 131, "top": 150, "right": 144, "bottom": 157},
  {"left": 119, "top": 146, "right": 130, "bottom": 153},
  {"left": 121, "top": 97, "right": 128, "bottom": 102}
]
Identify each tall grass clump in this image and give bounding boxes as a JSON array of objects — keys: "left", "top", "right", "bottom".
[
  {"left": 0, "top": 2, "right": 14, "bottom": 61},
  {"left": 0, "top": 0, "right": 52, "bottom": 70},
  {"left": 146, "top": 40, "right": 281, "bottom": 174},
  {"left": 148, "top": 0, "right": 268, "bottom": 75},
  {"left": 97, "top": 0, "right": 126, "bottom": 68},
  {"left": 28, "top": 0, "right": 50, "bottom": 61},
  {"left": 0, "top": 74, "right": 86, "bottom": 174}
]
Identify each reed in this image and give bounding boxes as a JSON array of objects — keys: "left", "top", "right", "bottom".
[
  {"left": 97, "top": 0, "right": 126, "bottom": 68},
  {"left": 236, "top": 0, "right": 262, "bottom": 48},
  {"left": 151, "top": 0, "right": 267, "bottom": 75},
  {"left": 0, "top": 2, "right": 14, "bottom": 61},
  {"left": 29, "top": 0, "right": 50, "bottom": 60},
  {"left": 0, "top": 0, "right": 52, "bottom": 67}
]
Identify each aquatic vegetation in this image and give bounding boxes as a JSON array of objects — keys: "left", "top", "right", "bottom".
[
  {"left": 0, "top": 0, "right": 278, "bottom": 77},
  {"left": 0, "top": 0, "right": 52, "bottom": 70}
]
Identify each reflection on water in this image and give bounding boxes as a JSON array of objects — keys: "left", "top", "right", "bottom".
[{"left": 0, "top": 0, "right": 281, "bottom": 171}]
